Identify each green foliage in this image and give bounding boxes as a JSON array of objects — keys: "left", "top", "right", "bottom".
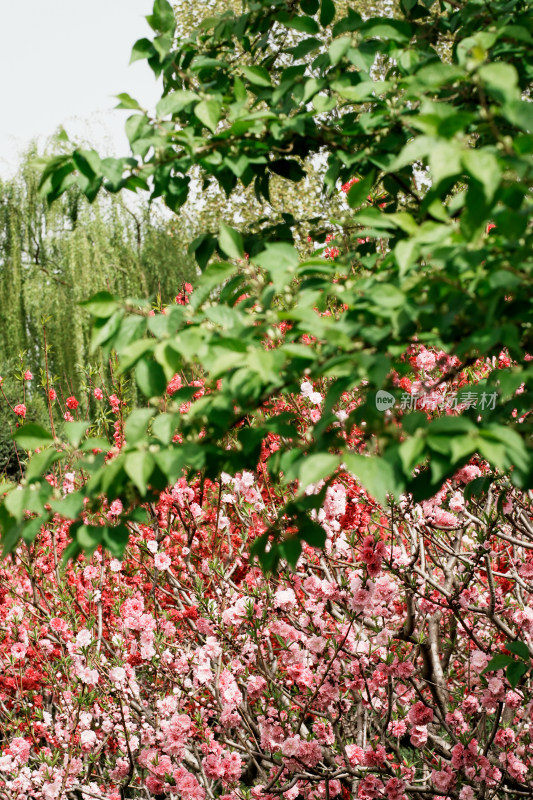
[
  {"left": 3, "top": 0, "right": 533, "bottom": 567},
  {"left": 483, "top": 641, "right": 531, "bottom": 689},
  {"left": 0, "top": 148, "right": 197, "bottom": 398}
]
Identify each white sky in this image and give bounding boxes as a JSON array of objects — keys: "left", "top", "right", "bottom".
[{"left": 0, "top": 0, "right": 162, "bottom": 178}]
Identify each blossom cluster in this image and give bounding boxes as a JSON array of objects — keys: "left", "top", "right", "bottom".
[{"left": 0, "top": 349, "right": 532, "bottom": 800}]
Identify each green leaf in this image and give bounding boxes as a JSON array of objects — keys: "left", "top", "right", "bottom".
[
  {"left": 219, "top": 222, "right": 244, "bottom": 260},
  {"left": 278, "top": 12, "right": 320, "bottom": 34},
  {"left": 79, "top": 438, "right": 111, "bottom": 453},
  {"left": 63, "top": 422, "right": 90, "bottom": 448},
  {"left": 463, "top": 475, "right": 493, "bottom": 502},
  {"left": 14, "top": 424, "right": 54, "bottom": 451},
  {"left": 462, "top": 149, "right": 502, "bottom": 204},
  {"left": 124, "top": 450, "right": 155, "bottom": 496},
  {"left": 241, "top": 66, "right": 272, "bottom": 87},
  {"left": 398, "top": 435, "right": 426, "bottom": 475},
  {"left": 506, "top": 661, "right": 528, "bottom": 689},
  {"left": 156, "top": 90, "right": 200, "bottom": 117},
  {"left": 361, "top": 18, "right": 411, "bottom": 42},
  {"left": 80, "top": 291, "right": 120, "bottom": 318},
  {"left": 26, "top": 449, "right": 64, "bottom": 483},
  {"left": 298, "top": 453, "right": 340, "bottom": 491},
  {"left": 254, "top": 244, "right": 299, "bottom": 292},
  {"left": 328, "top": 36, "right": 351, "bottom": 65},
  {"left": 194, "top": 100, "right": 221, "bottom": 133},
  {"left": 300, "top": 0, "right": 319, "bottom": 13},
  {"left": 115, "top": 93, "right": 143, "bottom": 111},
  {"left": 146, "top": 0, "right": 175, "bottom": 33},
  {"left": 102, "top": 524, "right": 130, "bottom": 559},
  {"left": 152, "top": 413, "right": 179, "bottom": 444},
  {"left": 154, "top": 443, "right": 205, "bottom": 484},
  {"left": 320, "top": 0, "right": 336, "bottom": 27},
  {"left": 61, "top": 538, "right": 83, "bottom": 566},
  {"left": 506, "top": 641, "right": 530, "bottom": 661},
  {"left": 21, "top": 515, "right": 47, "bottom": 545},
  {"left": 344, "top": 453, "right": 399, "bottom": 506},
  {"left": 91, "top": 311, "right": 124, "bottom": 353},
  {"left": 50, "top": 492, "right": 85, "bottom": 521},
  {"left": 279, "top": 537, "right": 302, "bottom": 567},
  {"left": 503, "top": 100, "right": 533, "bottom": 133},
  {"left": 298, "top": 517, "right": 327, "bottom": 548},
  {"left": 483, "top": 654, "right": 514, "bottom": 673},
  {"left": 77, "top": 525, "right": 103, "bottom": 556},
  {"left": 136, "top": 359, "right": 167, "bottom": 398},
  {"left": 478, "top": 63, "right": 519, "bottom": 103},
  {"left": 336, "top": 81, "right": 390, "bottom": 102},
  {"left": 269, "top": 159, "right": 306, "bottom": 182},
  {"left": 346, "top": 171, "right": 375, "bottom": 208},
  {"left": 371, "top": 284, "right": 405, "bottom": 309},
  {"left": 128, "top": 506, "right": 150, "bottom": 523},
  {"left": 125, "top": 409, "right": 156, "bottom": 445},
  {"left": 130, "top": 37, "right": 154, "bottom": 64}
]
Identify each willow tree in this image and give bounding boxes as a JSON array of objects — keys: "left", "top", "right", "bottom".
[{"left": 0, "top": 147, "right": 197, "bottom": 391}]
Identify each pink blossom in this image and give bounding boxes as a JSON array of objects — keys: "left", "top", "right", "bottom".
[
  {"left": 94, "top": 387, "right": 104, "bottom": 400},
  {"left": 431, "top": 768, "right": 455, "bottom": 793},
  {"left": 385, "top": 777, "right": 406, "bottom": 800},
  {"left": 274, "top": 587, "right": 297, "bottom": 610},
  {"left": 410, "top": 726, "right": 428, "bottom": 748},
  {"left": 10, "top": 642, "right": 27, "bottom": 660},
  {"left": 298, "top": 739, "right": 323, "bottom": 767},
  {"left": 13, "top": 404, "right": 26, "bottom": 418},
  {"left": 416, "top": 348, "right": 436, "bottom": 372},
  {"left": 454, "top": 464, "right": 482, "bottom": 483},
  {"left": 167, "top": 373, "right": 183, "bottom": 395},
  {"left": 449, "top": 491, "right": 465, "bottom": 512},
  {"left": 75, "top": 629, "right": 92, "bottom": 648},
  {"left": 174, "top": 767, "right": 206, "bottom": 800},
  {"left": 154, "top": 552, "right": 172, "bottom": 571},
  {"left": 109, "top": 667, "right": 127, "bottom": 684},
  {"left": 108, "top": 498, "right": 123, "bottom": 517},
  {"left": 219, "top": 670, "right": 242, "bottom": 708},
  {"left": 364, "top": 745, "right": 387, "bottom": 767},
  {"left": 49, "top": 617, "right": 68, "bottom": 634},
  {"left": 109, "top": 394, "right": 121, "bottom": 413},
  {"left": 80, "top": 729, "right": 97, "bottom": 752},
  {"left": 77, "top": 666, "right": 99, "bottom": 685},
  {"left": 389, "top": 720, "right": 407, "bottom": 737},
  {"left": 345, "top": 744, "right": 364, "bottom": 766},
  {"left": 83, "top": 565, "right": 99, "bottom": 581},
  {"left": 247, "top": 675, "right": 267, "bottom": 701},
  {"left": 62, "top": 472, "right": 75, "bottom": 494},
  {"left": 10, "top": 737, "right": 31, "bottom": 764},
  {"left": 408, "top": 702, "right": 434, "bottom": 726},
  {"left": 433, "top": 508, "right": 459, "bottom": 527}
]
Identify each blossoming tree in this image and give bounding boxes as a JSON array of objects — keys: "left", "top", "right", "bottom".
[{"left": 1, "top": 353, "right": 533, "bottom": 799}]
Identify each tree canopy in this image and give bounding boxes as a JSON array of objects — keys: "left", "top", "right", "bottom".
[{"left": 2, "top": 0, "right": 532, "bottom": 567}]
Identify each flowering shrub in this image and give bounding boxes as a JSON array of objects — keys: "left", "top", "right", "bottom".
[{"left": 1, "top": 345, "right": 533, "bottom": 799}]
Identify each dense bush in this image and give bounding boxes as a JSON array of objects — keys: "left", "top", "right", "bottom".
[{"left": 1, "top": 339, "right": 533, "bottom": 799}]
